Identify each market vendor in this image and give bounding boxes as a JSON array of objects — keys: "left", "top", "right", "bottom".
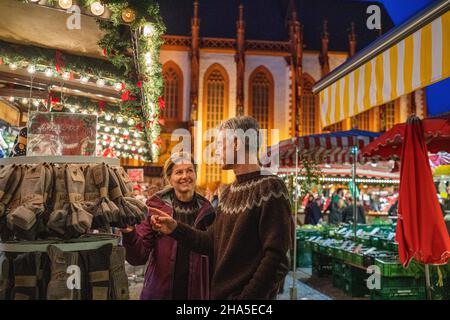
[{"left": 120, "top": 152, "right": 215, "bottom": 300}]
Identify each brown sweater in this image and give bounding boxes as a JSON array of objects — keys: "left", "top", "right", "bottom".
[{"left": 171, "top": 171, "right": 294, "bottom": 300}]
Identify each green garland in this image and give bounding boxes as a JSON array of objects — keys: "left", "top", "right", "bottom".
[{"left": 11, "top": 0, "right": 166, "bottom": 162}]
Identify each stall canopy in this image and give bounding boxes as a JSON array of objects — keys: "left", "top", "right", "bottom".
[
  {"left": 362, "top": 113, "right": 450, "bottom": 160},
  {"left": 313, "top": 0, "right": 450, "bottom": 129},
  {"left": 273, "top": 130, "right": 380, "bottom": 167}
]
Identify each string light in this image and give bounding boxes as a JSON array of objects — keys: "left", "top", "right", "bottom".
[
  {"left": 123, "top": 130, "right": 129, "bottom": 136},
  {"left": 114, "top": 83, "right": 123, "bottom": 91},
  {"left": 32, "top": 100, "right": 40, "bottom": 107},
  {"left": 27, "top": 65, "right": 36, "bottom": 74},
  {"left": 116, "top": 116, "right": 123, "bottom": 124},
  {"left": 143, "top": 23, "right": 155, "bottom": 37},
  {"left": 104, "top": 126, "right": 110, "bottom": 132},
  {"left": 62, "top": 72, "right": 71, "bottom": 80},
  {"left": 144, "top": 52, "right": 152, "bottom": 66},
  {"left": 90, "top": 1, "right": 105, "bottom": 16},
  {"left": 9, "top": 63, "right": 18, "bottom": 71},
  {"left": 102, "top": 141, "right": 107, "bottom": 146},
  {"left": 111, "top": 136, "right": 116, "bottom": 142},
  {"left": 21, "top": 98, "right": 28, "bottom": 105},
  {"left": 128, "top": 118, "right": 135, "bottom": 126},
  {"left": 80, "top": 76, "right": 89, "bottom": 84},
  {"left": 119, "top": 138, "right": 124, "bottom": 143},
  {"left": 70, "top": 108, "right": 76, "bottom": 113},
  {"left": 133, "top": 132, "right": 139, "bottom": 138},
  {"left": 96, "top": 79, "right": 105, "bottom": 87},
  {"left": 104, "top": 114, "right": 112, "bottom": 121},
  {"left": 45, "top": 68, "right": 53, "bottom": 77},
  {"left": 114, "top": 128, "right": 120, "bottom": 134},
  {"left": 58, "top": 0, "right": 73, "bottom": 10},
  {"left": 8, "top": 97, "right": 15, "bottom": 102}
]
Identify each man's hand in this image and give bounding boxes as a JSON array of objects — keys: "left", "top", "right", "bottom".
[{"left": 150, "top": 207, "right": 177, "bottom": 234}]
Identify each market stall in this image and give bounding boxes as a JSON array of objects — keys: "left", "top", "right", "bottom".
[{"left": 0, "top": 0, "right": 165, "bottom": 300}]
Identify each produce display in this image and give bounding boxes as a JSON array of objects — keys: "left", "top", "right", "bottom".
[{"left": 295, "top": 224, "right": 450, "bottom": 300}]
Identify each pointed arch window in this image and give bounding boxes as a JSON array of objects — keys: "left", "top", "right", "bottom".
[
  {"left": 203, "top": 64, "right": 229, "bottom": 185},
  {"left": 301, "top": 74, "right": 318, "bottom": 135},
  {"left": 162, "top": 61, "right": 183, "bottom": 121},
  {"left": 249, "top": 67, "right": 274, "bottom": 132}
]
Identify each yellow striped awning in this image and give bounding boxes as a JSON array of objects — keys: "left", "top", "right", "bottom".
[{"left": 315, "top": 1, "right": 450, "bottom": 129}]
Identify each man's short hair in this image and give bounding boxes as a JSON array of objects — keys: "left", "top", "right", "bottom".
[{"left": 219, "top": 116, "right": 261, "bottom": 153}]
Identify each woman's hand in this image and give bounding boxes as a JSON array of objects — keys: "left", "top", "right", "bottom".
[
  {"left": 118, "top": 226, "right": 135, "bottom": 234},
  {"left": 150, "top": 207, "right": 177, "bottom": 234}
]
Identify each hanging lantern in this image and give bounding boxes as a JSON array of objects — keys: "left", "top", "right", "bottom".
[{"left": 121, "top": 7, "right": 136, "bottom": 23}]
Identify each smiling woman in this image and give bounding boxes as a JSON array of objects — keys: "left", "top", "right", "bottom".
[{"left": 121, "top": 152, "right": 216, "bottom": 300}]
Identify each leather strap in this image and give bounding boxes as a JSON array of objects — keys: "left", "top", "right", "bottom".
[
  {"left": 14, "top": 275, "right": 37, "bottom": 287},
  {"left": 89, "top": 270, "right": 110, "bottom": 283}
]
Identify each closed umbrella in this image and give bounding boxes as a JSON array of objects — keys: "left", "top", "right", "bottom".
[{"left": 396, "top": 116, "right": 450, "bottom": 299}]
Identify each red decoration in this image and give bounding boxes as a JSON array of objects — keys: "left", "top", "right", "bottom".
[
  {"left": 135, "top": 123, "right": 143, "bottom": 131},
  {"left": 103, "top": 147, "right": 116, "bottom": 158},
  {"left": 154, "top": 136, "right": 163, "bottom": 146},
  {"left": 55, "top": 50, "right": 64, "bottom": 74},
  {"left": 129, "top": 96, "right": 137, "bottom": 101},
  {"left": 158, "top": 96, "right": 165, "bottom": 110},
  {"left": 121, "top": 90, "right": 130, "bottom": 101},
  {"left": 51, "top": 97, "right": 60, "bottom": 105},
  {"left": 102, "top": 48, "right": 107, "bottom": 57},
  {"left": 98, "top": 101, "right": 106, "bottom": 112},
  {"left": 137, "top": 81, "right": 143, "bottom": 88},
  {"left": 121, "top": 82, "right": 126, "bottom": 91}
]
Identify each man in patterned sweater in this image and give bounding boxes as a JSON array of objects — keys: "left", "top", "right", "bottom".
[{"left": 151, "top": 116, "right": 294, "bottom": 300}]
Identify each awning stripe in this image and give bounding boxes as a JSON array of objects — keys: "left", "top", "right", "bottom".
[
  {"left": 432, "top": 17, "right": 443, "bottom": 81},
  {"left": 319, "top": 9, "right": 450, "bottom": 129}
]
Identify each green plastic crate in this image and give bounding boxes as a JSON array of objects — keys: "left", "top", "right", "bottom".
[
  {"left": 351, "top": 252, "right": 364, "bottom": 267},
  {"left": 370, "top": 287, "right": 426, "bottom": 300},
  {"left": 379, "top": 276, "right": 425, "bottom": 289},
  {"left": 375, "top": 258, "right": 421, "bottom": 278}
]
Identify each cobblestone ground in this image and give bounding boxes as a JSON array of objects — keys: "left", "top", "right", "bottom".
[{"left": 126, "top": 264, "right": 352, "bottom": 300}]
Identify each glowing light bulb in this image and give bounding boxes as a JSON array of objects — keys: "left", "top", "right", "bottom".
[
  {"left": 104, "top": 114, "right": 112, "bottom": 121},
  {"left": 128, "top": 118, "right": 135, "bottom": 126},
  {"left": 96, "top": 79, "right": 105, "bottom": 87},
  {"left": 111, "top": 136, "right": 116, "bottom": 142},
  {"left": 104, "top": 126, "right": 110, "bottom": 132},
  {"left": 114, "top": 128, "right": 119, "bottom": 134},
  {"left": 27, "top": 65, "right": 36, "bottom": 74},
  {"left": 143, "top": 24, "right": 155, "bottom": 37},
  {"left": 9, "top": 63, "right": 18, "bottom": 71},
  {"left": 114, "top": 83, "right": 123, "bottom": 91},
  {"left": 80, "top": 76, "right": 89, "bottom": 84},
  {"left": 102, "top": 141, "right": 107, "bottom": 146},
  {"left": 123, "top": 130, "right": 129, "bottom": 136},
  {"left": 90, "top": 1, "right": 105, "bottom": 16},
  {"left": 45, "top": 68, "right": 53, "bottom": 77},
  {"left": 58, "top": 0, "right": 73, "bottom": 10},
  {"left": 62, "top": 72, "right": 70, "bottom": 80},
  {"left": 119, "top": 138, "right": 124, "bottom": 143},
  {"left": 116, "top": 116, "right": 123, "bottom": 124}
]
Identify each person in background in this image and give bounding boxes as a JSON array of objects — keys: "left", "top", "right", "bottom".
[
  {"left": 133, "top": 185, "right": 147, "bottom": 203},
  {"left": 120, "top": 152, "right": 215, "bottom": 300},
  {"left": 388, "top": 200, "right": 398, "bottom": 216},
  {"left": 342, "top": 197, "right": 366, "bottom": 224},
  {"left": 304, "top": 196, "right": 323, "bottom": 225},
  {"left": 326, "top": 191, "right": 344, "bottom": 225}
]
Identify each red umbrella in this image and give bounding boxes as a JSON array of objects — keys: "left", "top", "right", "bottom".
[
  {"left": 396, "top": 116, "right": 450, "bottom": 267},
  {"left": 362, "top": 114, "right": 450, "bottom": 160}
]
